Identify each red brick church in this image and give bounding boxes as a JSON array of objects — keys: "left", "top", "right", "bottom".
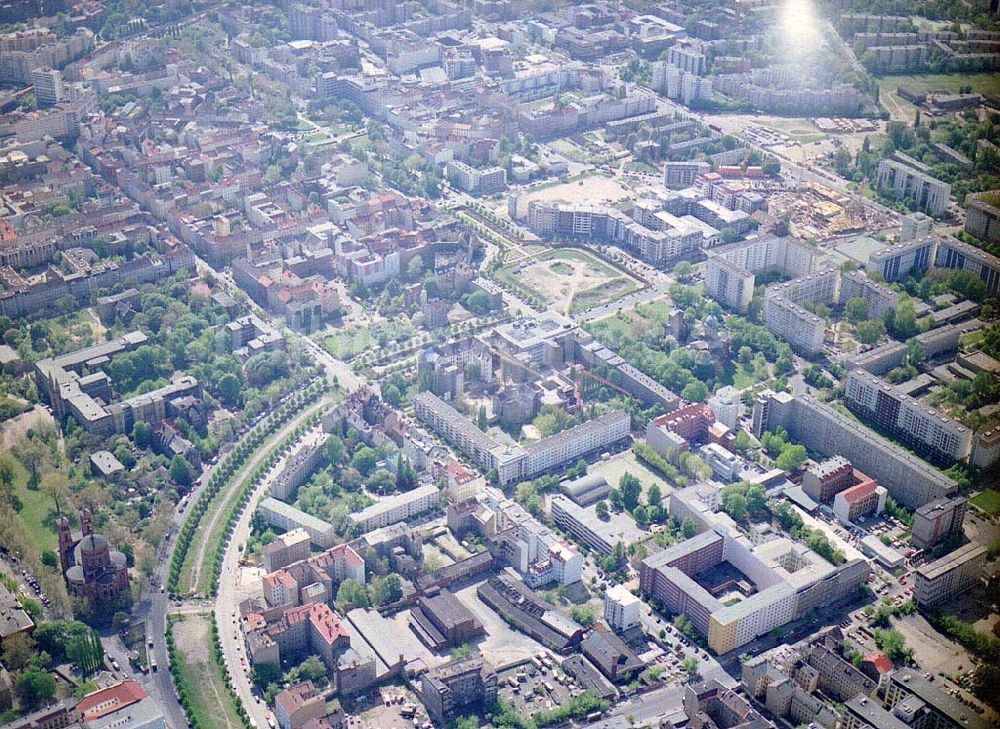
[{"left": 57, "top": 508, "right": 130, "bottom": 602}]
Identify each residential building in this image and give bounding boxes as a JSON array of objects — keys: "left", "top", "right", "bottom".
[
  {"left": 604, "top": 584, "right": 640, "bottom": 631},
  {"left": 664, "top": 161, "right": 710, "bottom": 190},
  {"left": 832, "top": 477, "right": 886, "bottom": 523},
  {"left": 263, "top": 528, "right": 312, "bottom": 573},
  {"left": 259, "top": 497, "right": 338, "bottom": 548},
  {"left": 0, "top": 582, "right": 34, "bottom": 643},
  {"left": 844, "top": 369, "right": 973, "bottom": 465},
  {"left": 419, "top": 655, "right": 498, "bottom": 726},
  {"left": 802, "top": 456, "right": 855, "bottom": 502},
  {"left": 707, "top": 386, "right": 742, "bottom": 430},
  {"left": 270, "top": 438, "right": 328, "bottom": 502},
  {"left": 842, "top": 695, "right": 911, "bottom": 729},
  {"left": 911, "top": 496, "right": 968, "bottom": 550},
  {"left": 683, "top": 680, "right": 776, "bottom": 729},
  {"left": 965, "top": 192, "right": 1000, "bottom": 246},
  {"left": 446, "top": 160, "right": 507, "bottom": 195},
  {"left": 900, "top": 212, "right": 933, "bottom": 242},
  {"left": 839, "top": 270, "right": 900, "bottom": 321},
  {"left": 31, "top": 67, "right": 64, "bottom": 105},
  {"left": 348, "top": 484, "right": 440, "bottom": 532},
  {"left": 875, "top": 157, "right": 951, "bottom": 216},
  {"left": 866, "top": 236, "right": 935, "bottom": 282},
  {"left": 706, "top": 236, "right": 822, "bottom": 314},
  {"left": 261, "top": 542, "right": 364, "bottom": 609},
  {"left": 274, "top": 682, "right": 326, "bottom": 729},
  {"left": 753, "top": 391, "right": 956, "bottom": 508},
  {"left": 581, "top": 623, "right": 644, "bottom": 682},
  {"left": 914, "top": 542, "right": 986, "bottom": 607},
  {"left": 935, "top": 236, "right": 1000, "bottom": 296}
]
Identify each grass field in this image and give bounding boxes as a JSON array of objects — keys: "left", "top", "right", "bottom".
[
  {"left": 6, "top": 456, "right": 60, "bottom": 554},
  {"left": 168, "top": 613, "right": 245, "bottom": 729},
  {"left": 878, "top": 73, "right": 1000, "bottom": 119},
  {"left": 323, "top": 327, "right": 375, "bottom": 360},
  {"left": 971, "top": 489, "right": 1000, "bottom": 516},
  {"left": 495, "top": 248, "right": 642, "bottom": 315}
]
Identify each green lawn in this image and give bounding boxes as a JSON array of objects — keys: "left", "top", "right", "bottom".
[
  {"left": 323, "top": 327, "right": 375, "bottom": 360},
  {"left": 7, "top": 456, "right": 59, "bottom": 553},
  {"left": 879, "top": 72, "right": 1000, "bottom": 97},
  {"left": 971, "top": 489, "right": 1000, "bottom": 516}
]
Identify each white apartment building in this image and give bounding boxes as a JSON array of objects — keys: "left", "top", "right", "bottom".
[
  {"left": 604, "top": 584, "right": 641, "bottom": 631},
  {"left": 348, "top": 484, "right": 441, "bottom": 532}
]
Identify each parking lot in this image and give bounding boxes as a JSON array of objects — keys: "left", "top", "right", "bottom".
[{"left": 496, "top": 657, "right": 577, "bottom": 716}]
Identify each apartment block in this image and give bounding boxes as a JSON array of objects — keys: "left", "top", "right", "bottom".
[
  {"left": 604, "top": 584, "right": 641, "bottom": 631},
  {"left": 935, "top": 236, "right": 1000, "bottom": 296},
  {"left": 263, "top": 528, "right": 312, "bottom": 573},
  {"left": 866, "top": 236, "right": 935, "bottom": 282},
  {"left": 839, "top": 269, "right": 900, "bottom": 320},
  {"left": 883, "top": 668, "right": 994, "bottom": 729},
  {"left": 911, "top": 496, "right": 967, "bottom": 550},
  {"left": 419, "top": 656, "right": 498, "bottom": 726},
  {"left": 664, "top": 161, "right": 710, "bottom": 190},
  {"left": 965, "top": 192, "right": 1000, "bottom": 246},
  {"left": 914, "top": 542, "right": 986, "bottom": 607},
  {"left": 348, "top": 484, "right": 440, "bottom": 532},
  {"left": 446, "top": 160, "right": 507, "bottom": 195},
  {"left": 752, "top": 391, "right": 956, "bottom": 508},
  {"left": 844, "top": 369, "right": 973, "bottom": 465},
  {"left": 259, "top": 497, "right": 337, "bottom": 548},
  {"left": 706, "top": 235, "right": 822, "bottom": 314},
  {"left": 875, "top": 157, "right": 951, "bottom": 216},
  {"left": 900, "top": 212, "right": 933, "bottom": 242},
  {"left": 832, "top": 477, "right": 886, "bottom": 523}
]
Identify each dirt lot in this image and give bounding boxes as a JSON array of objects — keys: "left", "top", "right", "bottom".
[
  {"left": 171, "top": 612, "right": 245, "bottom": 729},
  {"left": 513, "top": 174, "right": 631, "bottom": 219}
]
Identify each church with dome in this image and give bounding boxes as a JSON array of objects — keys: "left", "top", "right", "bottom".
[{"left": 56, "top": 508, "right": 130, "bottom": 602}]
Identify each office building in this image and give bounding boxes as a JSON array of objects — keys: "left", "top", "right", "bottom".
[
  {"left": 78, "top": 681, "right": 165, "bottom": 729},
  {"left": 701, "top": 442, "right": 741, "bottom": 481},
  {"left": 875, "top": 156, "right": 951, "bottom": 216},
  {"left": 844, "top": 369, "right": 973, "bottom": 465},
  {"left": 551, "top": 494, "right": 645, "bottom": 556},
  {"left": 641, "top": 489, "right": 869, "bottom": 655},
  {"left": 604, "top": 584, "right": 641, "bottom": 631},
  {"left": 911, "top": 496, "right": 967, "bottom": 550},
  {"left": 348, "top": 484, "right": 440, "bottom": 532},
  {"left": 419, "top": 655, "right": 498, "bottom": 726},
  {"left": 914, "top": 542, "right": 985, "bottom": 607},
  {"left": 752, "top": 390, "right": 956, "bottom": 508},
  {"left": 411, "top": 588, "right": 485, "bottom": 650}
]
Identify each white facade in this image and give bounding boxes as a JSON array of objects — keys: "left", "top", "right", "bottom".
[{"left": 604, "top": 584, "right": 641, "bottom": 631}]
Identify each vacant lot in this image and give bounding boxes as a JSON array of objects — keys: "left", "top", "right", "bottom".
[
  {"left": 323, "top": 327, "right": 375, "bottom": 360},
  {"left": 169, "top": 613, "right": 244, "bottom": 729},
  {"left": 512, "top": 174, "right": 631, "bottom": 219},
  {"left": 495, "top": 248, "right": 641, "bottom": 315}
]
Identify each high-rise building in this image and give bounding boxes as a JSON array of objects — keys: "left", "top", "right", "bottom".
[
  {"left": 875, "top": 156, "right": 951, "bottom": 216},
  {"left": 844, "top": 369, "right": 973, "bottom": 465},
  {"left": 604, "top": 584, "right": 641, "bottom": 631},
  {"left": 30, "top": 66, "right": 63, "bottom": 105},
  {"left": 934, "top": 236, "right": 1000, "bottom": 296},
  {"left": 707, "top": 385, "right": 742, "bottom": 430},
  {"left": 899, "top": 212, "right": 932, "bottom": 241},
  {"left": 911, "top": 496, "right": 968, "bottom": 550},
  {"left": 964, "top": 192, "right": 1000, "bottom": 246},
  {"left": 752, "top": 391, "right": 956, "bottom": 508},
  {"left": 914, "top": 542, "right": 985, "bottom": 607}
]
